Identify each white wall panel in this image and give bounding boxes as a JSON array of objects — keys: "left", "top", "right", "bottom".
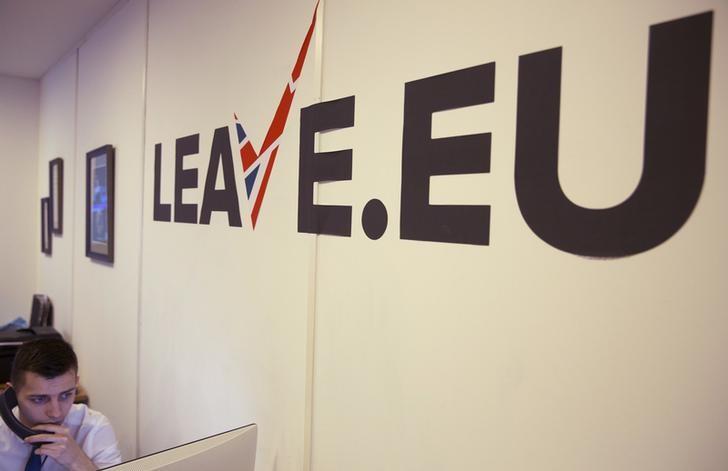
[
  {"left": 0, "top": 76, "right": 38, "bottom": 319},
  {"left": 139, "top": 1, "right": 319, "bottom": 470},
  {"left": 311, "top": 1, "right": 728, "bottom": 470},
  {"left": 37, "top": 53, "right": 77, "bottom": 339},
  {"left": 72, "top": 0, "right": 146, "bottom": 461}
]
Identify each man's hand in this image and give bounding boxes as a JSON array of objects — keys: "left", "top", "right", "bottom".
[{"left": 25, "top": 423, "right": 96, "bottom": 471}]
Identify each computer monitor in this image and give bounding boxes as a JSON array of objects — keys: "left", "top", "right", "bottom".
[{"left": 102, "top": 423, "right": 257, "bottom": 470}]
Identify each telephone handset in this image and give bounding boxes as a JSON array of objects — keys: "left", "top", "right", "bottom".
[{"left": 0, "top": 387, "right": 51, "bottom": 442}]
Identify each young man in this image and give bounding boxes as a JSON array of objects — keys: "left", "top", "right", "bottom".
[{"left": 0, "top": 338, "right": 122, "bottom": 470}]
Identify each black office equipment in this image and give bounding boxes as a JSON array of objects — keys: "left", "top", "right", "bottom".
[
  {"left": 0, "top": 326, "right": 62, "bottom": 384},
  {"left": 29, "top": 294, "right": 53, "bottom": 327},
  {"left": 0, "top": 294, "right": 60, "bottom": 383}
]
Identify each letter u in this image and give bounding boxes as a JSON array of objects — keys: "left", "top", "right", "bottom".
[{"left": 514, "top": 12, "right": 712, "bottom": 258}]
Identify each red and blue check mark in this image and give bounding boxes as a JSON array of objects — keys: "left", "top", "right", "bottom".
[{"left": 234, "top": 2, "right": 319, "bottom": 228}]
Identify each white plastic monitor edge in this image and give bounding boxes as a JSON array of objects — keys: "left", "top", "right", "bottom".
[{"left": 101, "top": 423, "right": 257, "bottom": 471}]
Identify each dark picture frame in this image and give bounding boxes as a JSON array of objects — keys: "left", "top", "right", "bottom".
[
  {"left": 49, "top": 157, "right": 64, "bottom": 234},
  {"left": 85, "top": 145, "right": 115, "bottom": 263},
  {"left": 41, "top": 197, "right": 52, "bottom": 255}
]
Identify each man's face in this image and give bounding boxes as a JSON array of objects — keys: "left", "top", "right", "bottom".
[{"left": 12, "top": 370, "right": 78, "bottom": 427}]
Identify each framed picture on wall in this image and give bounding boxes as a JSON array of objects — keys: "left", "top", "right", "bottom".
[
  {"left": 41, "top": 197, "right": 52, "bottom": 255},
  {"left": 49, "top": 157, "right": 64, "bottom": 234},
  {"left": 85, "top": 144, "right": 115, "bottom": 263}
]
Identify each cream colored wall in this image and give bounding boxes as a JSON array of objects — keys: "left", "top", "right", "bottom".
[
  {"left": 0, "top": 75, "right": 38, "bottom": 319},
  {"left": 30, "top": 0, "right": 728, "bottom": 470}
]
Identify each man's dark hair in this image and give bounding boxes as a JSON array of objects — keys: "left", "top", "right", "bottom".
[{"left": 10, "top": 338, "right": 78, "bottom": 389}]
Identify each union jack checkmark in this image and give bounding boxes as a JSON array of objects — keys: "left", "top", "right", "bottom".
[{"left": 234, "top": 2, "right": 319, "bottom": 228}]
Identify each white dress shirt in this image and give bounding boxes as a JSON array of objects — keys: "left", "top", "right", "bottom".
[{"left": 0, "top": 403, "right": 122, "bottom": 471}]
